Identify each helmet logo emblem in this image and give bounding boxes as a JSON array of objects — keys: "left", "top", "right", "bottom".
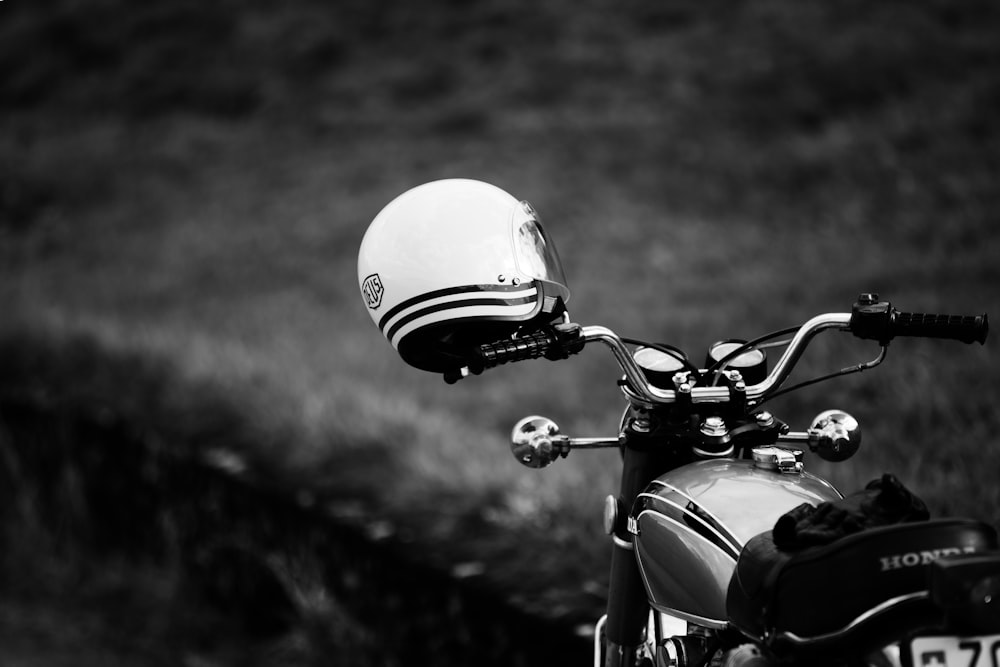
[{"left": 362, "top": 273, "right": 384, "bottom": 310}]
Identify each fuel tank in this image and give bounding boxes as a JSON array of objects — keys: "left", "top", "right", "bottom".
[{"left": 631, "top": 458, "right": 842, "bottom": 628}]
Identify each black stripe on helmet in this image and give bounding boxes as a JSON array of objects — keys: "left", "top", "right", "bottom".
[
  {"left": 385, "top": 294, "right": 538, "bottom": 344},
  {"left": 377, "top": 282, "right": 536, "bottom": 333}
]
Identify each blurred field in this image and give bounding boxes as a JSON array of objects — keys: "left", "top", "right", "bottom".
[{"left": 2, "top": 0, "right": 999, "bottom": 655}]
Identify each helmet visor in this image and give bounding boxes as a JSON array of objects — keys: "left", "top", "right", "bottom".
[{"left": 512, "top": 202, "right": 569, "bottom": 298}]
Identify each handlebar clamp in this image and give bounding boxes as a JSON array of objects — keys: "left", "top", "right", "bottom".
[{"left": 850, "top": 294, "right": 895, "bottom": 345}]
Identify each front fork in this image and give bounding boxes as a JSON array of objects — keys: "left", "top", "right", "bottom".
[{"left": 602, "top": 434, "right": 678, "bottom": 667}]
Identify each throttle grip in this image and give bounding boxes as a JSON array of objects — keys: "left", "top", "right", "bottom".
[
  {"left": 851, "top": 294, "right": 989, "bottom": 345},
  {"left": 892, "top": 311, "right": 988, "bottom": 344}
]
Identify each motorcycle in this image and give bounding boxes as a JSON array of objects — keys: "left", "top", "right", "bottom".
[{"left": 358, "top": 180, "right": 998, "bottom": 667}]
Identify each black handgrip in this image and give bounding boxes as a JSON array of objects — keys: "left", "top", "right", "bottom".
[
  {"left": 851, "top": 294, "right": 988, "bottom": 345},
  {"left": 479, "top": 323, "right": 586, "bottom": 369},
  {"left": 479, "top": 329, "right": 558, "bottom": 368},
  {"left": 442, "top": 324, "right": 584, "bottom": 383},
  {"left": 892, "top": 311, "right": 988, "bottom": 345}
]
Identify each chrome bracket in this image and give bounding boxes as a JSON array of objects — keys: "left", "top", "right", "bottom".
[{"left": 752, "top": 446, "right": 804, "bottom": 474}]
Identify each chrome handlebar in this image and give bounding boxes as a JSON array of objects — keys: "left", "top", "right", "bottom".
[
  {"left": 471, "top": 297, "right": 985, "bottom": 395},
  {"left": 502, "top": 298, "right": 987, "bottom": 467},
  {"left": 581, "top": 312, "right": 855, "bottom": 406}
]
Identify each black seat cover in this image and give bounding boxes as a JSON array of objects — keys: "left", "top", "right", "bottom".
[{"left": 727, "top": 519, "right": 998, "bottom": 641}]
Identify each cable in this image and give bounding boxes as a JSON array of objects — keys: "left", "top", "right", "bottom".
[
  {"left": 705, "top": 326, "right": 800, "bottom": 385},
  {"left": 756, "top": 345, "right": 889, "bottom": 406}
]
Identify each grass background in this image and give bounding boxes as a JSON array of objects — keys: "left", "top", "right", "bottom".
[{"left": 1, "top": 0, "right": 999, "bottom": 658}]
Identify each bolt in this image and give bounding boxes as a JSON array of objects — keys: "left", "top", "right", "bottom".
[
  {"left": 701, "top": 416, "right": 727, "bottom": 437},
  {"left": 631, "top": 417, "right": 651, "bottom": 433},
  {"left": 755, "top": 411, "right": 774, "bottom": 427},
  {"left": 858, "top": 293, "right": 880, "bottom": 305}
]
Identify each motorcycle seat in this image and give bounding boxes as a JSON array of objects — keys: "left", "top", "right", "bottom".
[{"left": 726, "top": 518, "right": 998, "bottom": 654}]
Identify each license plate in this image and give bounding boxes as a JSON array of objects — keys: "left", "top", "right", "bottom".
[{"left": 911, "top": 635, "right": 1000, "bottom": 667}]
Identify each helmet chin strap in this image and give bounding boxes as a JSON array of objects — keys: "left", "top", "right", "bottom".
[
  {"left": 535, "top": 294, "right": 569, "bottom": 321},
  {"left": 509, "top": 294, "right": 570, "bottom": 340}
]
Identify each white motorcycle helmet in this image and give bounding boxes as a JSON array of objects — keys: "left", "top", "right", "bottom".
[{"left": 358, "top": 179, "right": 571, "bottom": 374}]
